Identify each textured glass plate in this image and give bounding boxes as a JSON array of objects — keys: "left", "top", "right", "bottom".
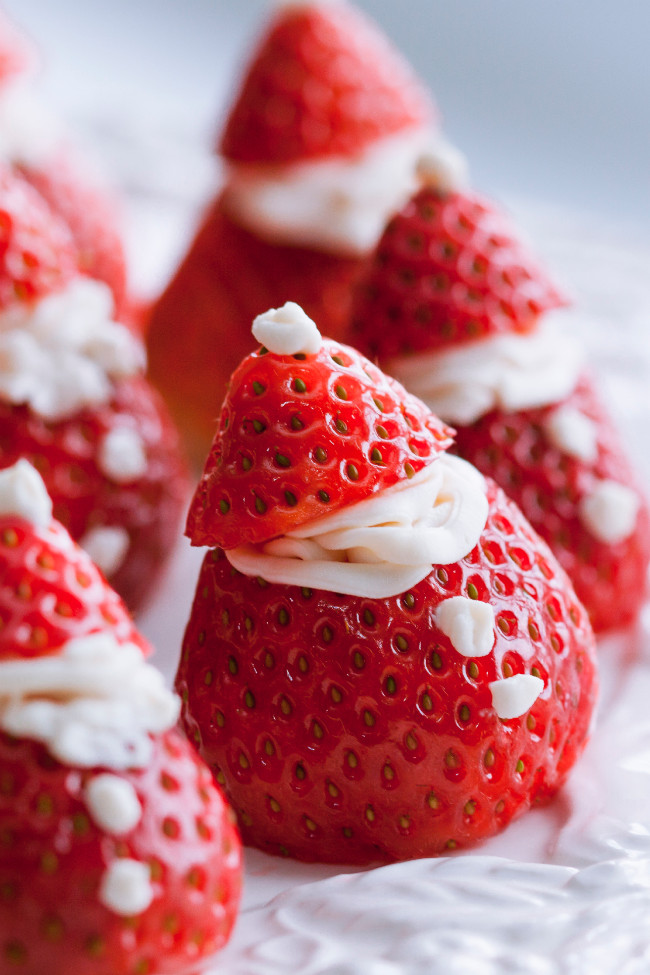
[{"left": 137, "top": 204, "right": 650, "bottom": 975}]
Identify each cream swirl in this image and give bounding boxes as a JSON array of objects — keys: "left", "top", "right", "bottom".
[
  {"left": 223, "top": 128, "right": 466, "bottom": 256},
  {"left": 226, "top": 454, "right": 488, "bottom": 598},
  {"left": 387, "top": 314, "right": 583, "bottom": 425}
]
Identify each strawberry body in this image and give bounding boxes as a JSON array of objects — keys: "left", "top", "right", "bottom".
[
  {"left": 220, "top": 1, "right": 433, "bottom": 165},
  {"left": 349, "top": 185, "right": 567, "bottom": 361},
  {"left": 0, "top": 376, "right": 189, "bottom": 614},
  {"left": 146, "top": 199, "right": 366, "bottom": 466},
  {"left": 452, "top": 375, "right": 650, "bottom": 634},
  {"left": 177, "top": 478, "right": 597, "bottom": 864},
  {"left": 0, "top": 728, "right": 241, "bottom": 975},
  {"left": 17, "top": 156, "right": 129, "bottom": 322},
  {"left": 187, "top": 334, "right": 453, "bottom": 549}
]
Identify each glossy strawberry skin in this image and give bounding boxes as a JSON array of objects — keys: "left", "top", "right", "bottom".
[
  {"left": 146, "top": 199, "right": 365, "bottom": 467},
  {"left": 452, "top": 374, "right": 650, "bottom": 634},
  {"left": 0, "top": 166, "right": 78, "bottom": 312},
  {"left": 349, "top": 186, "right": 567, "bottom": 362},
  {"left": 177, "top": 480, "right": 597, "bottom": 864},
  {"left": 0, "top": 514, "right": 145, "bottom": 663},
  {"left": 220, "top": 3, "right": 433, "bottom": 165},
  {"left": 0, "top": 376, "right": 189, "bottom": 615},
  {"left": 187, "top": 337, "right": 453, "bottom": 550},
  {"left": 0, "top": 729, "right": 242, "bottom": 975},
  {"left": 17, "top": 156, "right": 129, "bottom": 322}
]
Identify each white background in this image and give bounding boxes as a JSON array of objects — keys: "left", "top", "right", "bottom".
[{"left": 4, "top": 0, "right": 649, "bottom": 235}]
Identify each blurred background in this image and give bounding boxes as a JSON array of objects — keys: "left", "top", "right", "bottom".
[{"left": 3, "top": 0, "right": 649, "bottom": 292}]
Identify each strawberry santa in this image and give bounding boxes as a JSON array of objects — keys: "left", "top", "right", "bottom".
[
  {"left": 0, "top": 165, "right": 188, "bottom": 613},
  {"left": 0, "top": 10, "right": 128, "bottom": 319},
  {"left": 176, "top": 303, "right": 598, "bottom": 864},
  {"left": 349, "top": 160, "right": 650, "bottom": 634},
  {"left": 0, "top": 461, "right": 241, "bottom": 974},
  {"left": 146, "top": 0, "right": 465, "bottom": 465}
]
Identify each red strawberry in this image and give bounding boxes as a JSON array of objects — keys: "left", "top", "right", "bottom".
[
  {"left": 17, "top": 154, "right": 129, "bottom": 322},
  {"left": 147, "top": 1, "right": 438, "bottom": 466},
  {"left": 187, "top": 308, "right": 453, "bottom": 550},
  {"left": 220, "top": 0, "right": 434, "bottom": 165},
  {"left": 176, "top": 308, "right": 597, "bottom": 864},
  {"left": 0, "top": 166, "right": 188, "bottom": 613},
  {"left": 146, "top": 198, "right": 363, "bottom": 466},
  {"left": 349, "top": 178, "right": 650, "bottom": 633},
  {"left": 349, "top": 181, "right": 567, "bottom": 361},
  {"left": 0, "top": 165, "right": 78, "bottom": 310},
  {"left": 451, "top": 376, "right": 650, "bottom": 634},
  {"left": 0, "top": 467, "right": 241, "bottom": 973}
]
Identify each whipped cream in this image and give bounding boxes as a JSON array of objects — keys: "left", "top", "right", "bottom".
[
  {"left": 0, "top": 458, "right": 52, "bottom": 527},
  {"left": 84, "top": 774, "right": 142, "bottom": 835},
  {"left": 435, "top": 596, "right": 495, "bottom": 657},
  {"left": 79, "top": 525, "right": 130, "bottom": 577},
  {"left": 252, "top": 303, "right": 321, "bottom": 356},
  {"left": 224, "top": 127, "right": 466, "bottom": 256},
  {"left": 0, "top": 633, "right": 180, "bottom": 769},
  {"left": 489, "top": 674, "right": 544, "bottom": 720},
  {"left": 99, "top": 858, "right": 154, "bottom": 917},
  {"left": 388, "top": 314, "right": 583, "bottom": 426},
  {"left": 0, "top": 78, "right": 62, "bottom": 166},
  {"left": 544, "top": 405, "right": 599, "bottom": 463},
  {"left": 578, "top": 479, "right": 640, "bottom": 545},
  {"left": 98, "top": 427, "right": 148, "bottom": 483},
  {"left": 227, "top": 454, "right": 487, "bottom": 599},
  {"left": 0, "top": 277, "right": 145, "bottom": 421}
]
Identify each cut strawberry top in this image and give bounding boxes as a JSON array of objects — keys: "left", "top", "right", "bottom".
[
  {"left": 350, "top": 184, "right": 568, "bottom": 362},
  {"left": 0, "top": 165, "right": 78, "bottom": 312},
  {"left": 187, "top": 335, "right": 454, "bottom": 550},
  {"left": 0, "top": 514, "right": 147, "bottom": 662},
  {"left": 220, "top": 1, "right": 435, "bottom": 166}
]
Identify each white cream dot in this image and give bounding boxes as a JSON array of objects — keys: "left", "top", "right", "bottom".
[
  {"left": 578, "top": 479, "right": 640, "bottom": 544},
  {"left": 252, "top": 302, "right": 322, "bottom": 356},
  {"left": 98, "top": 427, "right": 147, "bottom": 483},
  {"left": 0, "top": 460, "right": 52, "bottom": 527},
  {"left": 489, "top": 674, "right": 544, "bottom": 720},
  {"left": 435, "top": 596, "right": 495, "bottom": 657},
  {"left": 99, "top": 858, "right": 154, "bottom": 916},
  {"left": 544, "top": 406, "right": 598, "bottom": 463},
  {"left": 84, "top": 774, "right": 142, "bottom": 835},
  {"left": 80, "top": 525, "right": 130, "bottom": 577}
]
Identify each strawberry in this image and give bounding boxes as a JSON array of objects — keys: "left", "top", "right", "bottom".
[
  {"left": 0, "top": 166, "right": 188, "bottom": 613},
  {"left": 147, "top": 1, "right": 439, "bottom": 466},
  {"left": 451, "top": 376, "right": 650, "bottom": 634},
  {"left": 0, "top": 10, "right": 34, "bottom": 84},
  {"left": 349, "top": 176, "right": 650, "bottom": 633},
  {"left": 187, "top": 306, "right": 454, "bottom": 550},
  {"left": 220, "top": 0, "right": 434, "bottom": 165},
  {"left": 17, "top": 154, "right": 129, "bottom": 322},
  {"left": 146, "top": 198, "right": 363, "bottom": 466},
  {"left": 176, "top": 307, "right": 597, "bottom": 864},
  {"left": 349, "top": 181, "right": 567, "bottom": 362},
  {"left": 0, "top": 462, "right": 241, "bottom": 973}
]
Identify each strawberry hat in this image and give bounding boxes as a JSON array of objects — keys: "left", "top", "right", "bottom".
[
  {"left": 220, "top": 0, "right": 436, "bottom": 167},
  {"left": 350, "top": 158, "right": 568, "bottom": 362},
  {"left": 187, "top": 302, "right": 454, "bottom": 550}
]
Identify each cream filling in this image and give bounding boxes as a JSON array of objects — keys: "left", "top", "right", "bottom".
[
  {"left": 0, "top": 633, "right": 180, "bottom": 770},
  {"left": 0, "top": 277, "right": 145, "bottom": 421},
  {"left": 387, "top": 315, "right": 583, "bottom": 426},
  {"left": 226, "top": 454, "right": 487, "bottom": 598},
  {"left": 224, "top": 127, "right": 466, "bottom": 256}
]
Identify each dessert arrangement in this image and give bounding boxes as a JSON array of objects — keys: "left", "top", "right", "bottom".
[{"left": 1, "top": 0, "right": 650, "bottom": 973}]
